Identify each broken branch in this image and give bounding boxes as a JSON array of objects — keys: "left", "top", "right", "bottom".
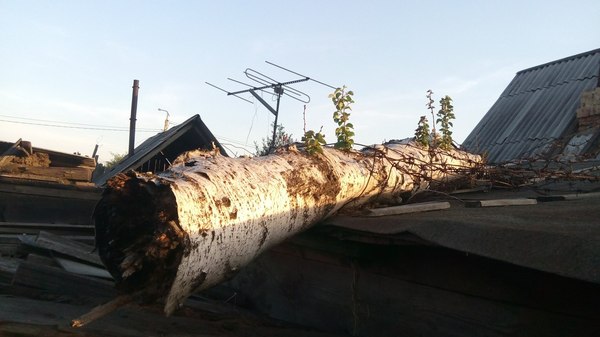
[{"left": 71, "top": 294, "right": 133, "bottom": 328}]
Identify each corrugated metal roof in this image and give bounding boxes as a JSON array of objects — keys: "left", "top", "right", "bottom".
[
  {"left": 462, "top": 48, "right": 600, "bottom": 163},
  {"left": 94, "top": 114, "right": 227, "bottom": 185}
]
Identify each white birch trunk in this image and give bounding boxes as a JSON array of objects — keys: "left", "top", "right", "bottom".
[{"left": 94, "top": 143, "right": 481, "bottom": 315}]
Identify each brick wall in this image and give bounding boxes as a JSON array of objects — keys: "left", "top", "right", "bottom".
[{"left": 576, "top": 87, "right": 600, "bottom": 131}]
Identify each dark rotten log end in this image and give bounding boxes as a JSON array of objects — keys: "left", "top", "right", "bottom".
[{"left": 94, "top": 171, "right": 187, "bottom": 303}]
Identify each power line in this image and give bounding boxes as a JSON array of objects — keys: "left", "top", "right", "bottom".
[
  {"left": 0, "top": 114, "right": 263, "bottom": 153},
  {"left": 0, "top": 113, "right": 131, "bottom": 128},
  {"left": 214, "top": 134, "right": 257, "bottom": 149},
  {"left": 0, "top": 116, "right": 162, "bottom": 132}
]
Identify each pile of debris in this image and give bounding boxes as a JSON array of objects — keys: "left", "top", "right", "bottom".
[
  {"left": 0, "top": 139, "right": 96, "bottom": 186},
  {"left": 0, "top": 227, "right": 344, "bottom": 336},
  {"left": 0, "top": 139, "right": 101, "bottom": 225}
]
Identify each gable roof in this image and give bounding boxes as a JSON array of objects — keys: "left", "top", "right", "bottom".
[
  {"left": 462, "top": 48, "right": 600, "bottom": 163},
  {"left": 93, "top": 114, "right": 227, "bottom": 185}
]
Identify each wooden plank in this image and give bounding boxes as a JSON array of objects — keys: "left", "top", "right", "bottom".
[
  {"left": 33, "top": 231, "right": 103, "bottom": 266},
  {"left": 367, "top": 202, "right": 450, "bottom": 217},
  {"left": 0, "top": 179, "right": 101, "bottom": 200},
  {"left": 562, "top": 192, "right": 600, "bottom": 200},
  {"left": 465, "top": 198, "right": 537, "bottom": 208},
  {"left": 55, "top": 257, "right": 112, "bottom": 279},
  {"left": 0, "top": 172, "right": 62, "bottom": 183},
  {"left": 0, "top": 234, "right": 23, "bottom": 256},
  {"left": 225, "top": 242, "right": 600, "bottom": 337},
  {"left": 26, "top": 253, "right": 59, "bottom": 267},
  {"left": 0, "top": 222, "right": 94, "bottom": 236},
  {"left": 32, "top": 146, "right": 97, "bottom": 168},
  {"left": 11, "top": 261, "right": 116, "bottom": 300},
  {"left": 536, "top": 195, "right": 566, "bottom": 202},
  {"left": 0, "top": 192, "right": 97, "bottom": 225},
  {"left": 0, "top": 164, "right": 93, "bottom": 182},
  {"left": 0, "top": 257, "right": 19, "bottom": 284}
]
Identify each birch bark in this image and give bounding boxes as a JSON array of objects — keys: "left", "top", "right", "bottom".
[{"left": 94, "top": 143, "right": 481, "bottom": 315}]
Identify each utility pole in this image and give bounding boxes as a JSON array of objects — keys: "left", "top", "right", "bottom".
[{"left": 128, "top": 80, "right": 139, "bottom": 158}]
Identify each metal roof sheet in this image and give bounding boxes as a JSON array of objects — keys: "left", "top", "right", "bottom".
[
  {"left": 462, "top": 48, "right": 600, "bottom": 163},
  {"left": 93, "top": 114, "right": 227, "bottom": 185}
]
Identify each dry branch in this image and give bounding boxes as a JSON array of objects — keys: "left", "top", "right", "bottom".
[
  {"left": 71, "top": 294, "right": 133, "bottom": 328},
  {"left": 94, "top": 143, "right": 482, "bottom": 315}
]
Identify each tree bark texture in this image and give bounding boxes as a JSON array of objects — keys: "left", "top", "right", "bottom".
[{"left": 94, "top": 143, "right": 482, "bottom": 315}]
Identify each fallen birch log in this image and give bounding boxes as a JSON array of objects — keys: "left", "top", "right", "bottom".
[{"left": 94, "top": 142, "right": 481, "bottom": 316}]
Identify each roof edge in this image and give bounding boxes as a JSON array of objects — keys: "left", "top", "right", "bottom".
[{"left": 517, "top": 48, "right": 600, "bottom": 75}]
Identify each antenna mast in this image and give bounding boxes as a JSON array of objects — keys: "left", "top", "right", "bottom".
[{"left": 206, "top": 62, "right": 335, "bottom": 153}]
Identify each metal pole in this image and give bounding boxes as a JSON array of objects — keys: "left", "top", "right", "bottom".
[
  {"left": 129, "top": 80, "right": 139, "bottom": 157},
  {"left": 269, "top": 86, "right": 283, "bottom": 153}
]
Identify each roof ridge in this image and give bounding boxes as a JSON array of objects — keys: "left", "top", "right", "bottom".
[{"left": 517, "top": 48, "right": 600, "bottom": 74}]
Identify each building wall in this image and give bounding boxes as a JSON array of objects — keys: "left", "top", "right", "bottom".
[{"left": 577, "top": 87, "right": 600, "bottom": 131}]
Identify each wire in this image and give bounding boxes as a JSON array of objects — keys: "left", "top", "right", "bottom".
[
  {"left": 0, "top": 113, "right": 130, "bottom": 128},
  {"left": 213, "top": 134, "right": 256, "bottom": 149},
  {"left": 0, "top": 119, "right": 161, "bottom": 132},
  {"left": 245, "top": 97, "right": 258, "bottom": 145},
  {"left": 0, "top": 114, "right": 162, "bottom": 132}
]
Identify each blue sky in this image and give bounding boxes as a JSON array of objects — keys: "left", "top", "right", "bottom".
[{"left": 1, "top": 1, "right": 599, "bottom": 162}]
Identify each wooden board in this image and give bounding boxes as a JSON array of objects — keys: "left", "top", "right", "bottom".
[
  {"left": 55, "top": 257, "right": 112, "bottom": 279},
  {"left": 367, "top": 202, "right": 450, "bottom": 217},
  {"left": 0, "top": 222, "right": 94, "bottom": 236},
  {"left": 225, "top": 239, "right": 600, "bottom": 337},
  {"left": 0, "top": 164, "right": 93, "bottom": 182},
  {"left": 0, "top": 294, "right": 347, "bottom": 337},
  {"left": 32, "top": 146, "right": 97, "bottom": 168},
  {"left": 465, "top": 198, "right": 537, "bottom": 208},
  {"left": 11, "top": 261, "right": 116, "bottom": 300},
  {"left": 33, "top": 231, "right": 102, "bottom": 266},
  {"left": 0, "top": 176, "right": 100, "bottom": 200},
  {"left": 0, "top": 257, "right": 19, "bottom": 284}
]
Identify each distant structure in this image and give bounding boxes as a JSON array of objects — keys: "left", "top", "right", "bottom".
[
  {"left": 462, "top": 48, "right": 600, "bottom": 163},
  {"left": 93, "top": 114, "right": 226, "bottom": 186}
]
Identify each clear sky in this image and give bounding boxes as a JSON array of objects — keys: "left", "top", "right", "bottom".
[{"left": 1, "top": 1, "right": 599, "bottom": 162}]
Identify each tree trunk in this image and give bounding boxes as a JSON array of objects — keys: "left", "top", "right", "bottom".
[{"left": 94, "top": 143, "right": 481, "bottom": 315}]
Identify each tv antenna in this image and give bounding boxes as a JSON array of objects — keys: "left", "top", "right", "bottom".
[{"left": 206, "top": 61, "right": 336, "bottom": 153}]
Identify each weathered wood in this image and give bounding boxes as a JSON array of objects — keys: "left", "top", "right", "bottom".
[
  {"left": 0, "top": 234, "right": 22, "bottom": 256},
  {"left": 0, "top": 176, "right": 101, "bottom": 225},
  {"left": 95, "top": 143, "right": 482, "bottom": 315},
  {"left": 0, "top": 222, "right": 94, "bottom": 236},
  {"left": 11, "top": 261, "right": 116, "bottom": 300},
  {"left": 71, "top": 294, "right": 133, "bottom": 328},
  {"left": 0, "top": 294, "right": 349, "bottom": 337},
  {"left": 536, "top": 195, "right": 566, "bottom": 202},
  {"left": 0, "top": 172, "right": 62, "bottom": 183},
  {"left": 224, "top": 236, "right": 600, "bottom": 337},
  {"left": 55, "top": 257, "right": 112, "bottom": 279},
  {"left": 465, "top": 198, "right": 537, "bottom": 208},
  {"left": 0, "top": 257, "right": 19, "bottom": 284},
  {"left": 0, "top": 175, "right": 101, "bottom": 199},
  {"left": 0, "top": 164, "right": 93, "bottom": 182},
  {"left": 32, "top": 147, "right": 97, "bottom": 168},
  {"left": 562, "top": 191, "right": 600, "bottom": 200},
  {"left": 32, "top": 231, "right": 102, "bottom": 266},
  {"left": 366, "top": 202, "right": 450, "bottom": 217},
  {"left": 26, "top": 253, "right": 59, "bottom": 267}
]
